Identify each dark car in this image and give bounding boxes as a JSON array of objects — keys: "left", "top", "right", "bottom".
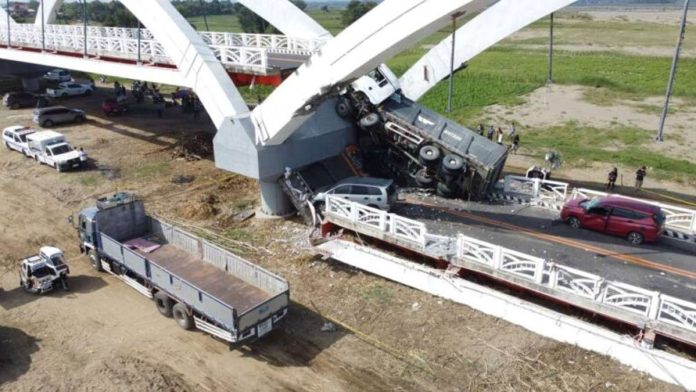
[
  {"left": 560, "top": 196, "right": 666, "bottom": 245},
  {"left": 3, "top": 92, "right": 49, "bottom": 109},
  {"left": 102, "top": 98, "right": 128, "bottom": 116}
]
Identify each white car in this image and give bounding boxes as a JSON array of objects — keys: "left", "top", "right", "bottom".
[
  {"left": 46, "top": 82, "right": 93, "bottom": 98},
  {"left": 2, "top": 126, "right": 36, "bottom": 156},
  {"left": 43, "top": 69, "right": 72, "bottom": 83}
]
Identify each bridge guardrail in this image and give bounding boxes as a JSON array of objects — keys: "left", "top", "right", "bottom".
[
  {"left": 0, "top": 26, "right": 269, "bottom": 72},
  {"left": 325, "top": 195, "right": 696, "bottom": 338}
]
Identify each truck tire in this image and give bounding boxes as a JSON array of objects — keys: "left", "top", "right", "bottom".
[
  {"left": 419, "top": 145, "right": 441, "bottom": 167},
  {"left": 414, "top": 168, "right": 434, "bottom": 187},
  {"left": 154, "top": 292, "right": 174, "bottom": 318},
  {"left": 172, "top": 303, "right": 193, "bottom": 330},
  {"left": 88, "top": 249, "right": 102, "bottom": 272},
  {"left": 436, "top": 181, "right": 455, "bottom": 199},
  {"left": 359, "top": 113, "right": 380, "bottom": 129},
  {"left": 442, "top": 154, "right": 465, "bottom": 174},
  {"left": 335, "top": 97, "right": 353, "bottom": 118}
]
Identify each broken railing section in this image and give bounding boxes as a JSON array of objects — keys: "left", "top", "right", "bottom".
[{"left": 324, "top": 195, "right": 696, "bottom": 343}]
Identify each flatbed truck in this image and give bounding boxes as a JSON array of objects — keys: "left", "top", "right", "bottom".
[{"left": 72, "top": 192, "right": 289, "bottom": 345}]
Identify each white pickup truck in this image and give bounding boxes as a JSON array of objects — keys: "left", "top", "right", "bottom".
[
  {"left": 20, "top": 246, "right": 70, "bottom": 294},
  {"left": 46, "top": 82, "right": 93, "bottom": 98},
  {"left": 2, "top": 125, "right": 36, "bottom": 156},
  {"left": 26, "top": 130, "right": 88, "bottom": 172}
]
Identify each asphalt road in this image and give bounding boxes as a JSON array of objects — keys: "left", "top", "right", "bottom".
[{"left": 396, "top": 195, "right": 696, "bottom": 302}]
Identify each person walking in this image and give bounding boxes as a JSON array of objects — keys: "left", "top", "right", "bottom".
[
  {"left": 607, "top": 168, "right": 618, "bottom": 191},
  {"left": 477, "top": 123, "right": 484, "bottom": 136},
  {"left": 496, "top": 127, "right": 504, "bottom": 145},
  {"left": 635, "top": 166, "right": 646, "bottom": 191},
  {"left": 508, "top": 121, "right": 516, "bottom": 138},
  {"left": 487, "top": 125, "right": 495, "bottom": 140},
  {"left": 511, "top": 134, "right": 520, "bottom": 154}
]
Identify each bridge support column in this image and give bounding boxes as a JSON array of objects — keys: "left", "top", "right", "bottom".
[
  {"left": 259, "top": 180, "right": 293, "bottom": 217},
  {"left": 21, "top": 77, "right": 40, "bottom": 92}
]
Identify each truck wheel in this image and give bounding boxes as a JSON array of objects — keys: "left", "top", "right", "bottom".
[
  {"left": 154, "top": 292, "right": 174, "bottom": 318},
  {"left": 335, "top": 97, "right": 353, "bottom": 118},
  {"left": 442, "top": 154, "right": 465, "bottom": 174},
  {"left": 88, "top": 250, "right": 103, "bottom": 272},
  {"left": 172, "top": 303, "right": 193, "bottom": 330},
  {"left": 414, "top": 168, "right": 434, "bottom": 187},
  {"left": 359, "top": 113, "right": 380, "bottom": 129},
  {"left": 419, "top": 145, "right": 441, "bottom": 167},
  {"left": 436, "top": 181, "right": 455, "bottom": 198}
]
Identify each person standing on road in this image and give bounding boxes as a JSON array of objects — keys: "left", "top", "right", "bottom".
[
  {"left": 496, "top": 127, "right": 504, "bottom": 145},
  {"left": 635, "top": 166, "right": 646, "bottom": 191},
  {"left": 477, "top": 123, "right": 484, "bottom": 136},
  {"left": 607, "top": 168, "right": 618, "bottom": 191},
  {"left": 511, "top": 134, "right": 520, "bottom": 154},
  {"left": 487, "top": 125, "right": 495, "bottom": 140},
  {"left": 509, "top": 121, "right": 516, "bottom": 138}
]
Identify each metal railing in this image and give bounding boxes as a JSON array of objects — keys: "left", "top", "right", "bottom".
[
  {"left": 502, "top": 175, "right": 569, "bottom": 205},
  {"left": 570, "top": 188, "right": 696, "bottom": 235},
  {"left": 325, "top": 195, "right": 696, "bottom": 337},
  {"left": 0, "top": 23, "right": 275, "bottom": 72}
]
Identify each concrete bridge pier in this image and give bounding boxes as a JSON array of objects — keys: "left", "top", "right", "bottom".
[{"left": 259, "top": 180, "right": 293, "bottom": 217}]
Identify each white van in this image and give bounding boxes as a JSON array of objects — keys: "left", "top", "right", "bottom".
[{"left": 26, "top": 131, "right": 87, "bottom": 172}]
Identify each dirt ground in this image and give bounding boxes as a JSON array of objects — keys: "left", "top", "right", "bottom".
[
  {"left": 0, "top": 86, "right": 682, "bottom": 391},
  {"left": 480, "top": 84, "right": 696, "bottom": 195}
]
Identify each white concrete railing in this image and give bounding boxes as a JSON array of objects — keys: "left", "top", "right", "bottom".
[
  {"left": 7, "top": 22, "right": 323, "bottom": 55},
  {"left": 502, "top": 175, "right": 569, "bottom": 205},
  {"left": 570, "top": 188, "right": 696, "bottom": 235},
  {"left": 0, "top": 24, "right": 273, "bottom": 72},
  {"left": 325, "top": 195, "right": 696, "bottom": 335}
]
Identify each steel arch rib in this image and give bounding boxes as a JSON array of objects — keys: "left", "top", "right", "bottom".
[
  {"left": 252, "top": 0, "right": 494, "bottom": 146},
  {"left": 400, "top": 0, "right": 577, "bottom": 101}
]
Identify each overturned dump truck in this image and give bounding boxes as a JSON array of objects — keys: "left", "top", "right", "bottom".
[
  {"left": 335, "top": 65, "right": 508, "bottom": 199},
  {"left": 73, "top": 192, "right": 289, "bottom": 345}
]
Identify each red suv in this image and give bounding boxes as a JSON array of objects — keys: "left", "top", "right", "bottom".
[{"left": 561, "top": 196, "right": 665, "bottom": 245}]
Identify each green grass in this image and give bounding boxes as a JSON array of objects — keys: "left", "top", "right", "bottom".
[
  {"left": 523, "top": 123, "right": 696, "bottom": 180},
  {"left": 362, "top": 284, "right": 392, "bottom": 305},
  {"left": 125, "top": 161, "right": 171, "bottom": 179},
  {"left": 187, "top": 15, "right": 243, "bottom": 32},
  {"left": 223, "top": 227, "right": 253, "bottom": 242}
]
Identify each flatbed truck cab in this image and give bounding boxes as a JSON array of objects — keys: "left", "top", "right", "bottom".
[{"left": 73, "top": 192, "right": 289, "bottom": 345}]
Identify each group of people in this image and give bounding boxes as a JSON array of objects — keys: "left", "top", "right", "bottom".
[
  {"left": 605, "top": 166, "right": 648, "bottom": 192},
  {"left": 103, "top": 79, "right": 203, "bottom": 120},
  {"left": 477, "top": 122, "right": 520, "bottom": 154}
]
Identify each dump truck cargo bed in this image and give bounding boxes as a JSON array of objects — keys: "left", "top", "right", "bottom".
[{"left": 133, "top": 241, "right": 271, "bottom": 315}]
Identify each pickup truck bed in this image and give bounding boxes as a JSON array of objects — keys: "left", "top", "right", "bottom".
[{"left": 134, "top": 240, "right": 270, "bottom": 314}]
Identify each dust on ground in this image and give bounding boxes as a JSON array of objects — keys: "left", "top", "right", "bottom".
[{"left": 0, "top": 88, "right": 681, "bottom": 392}]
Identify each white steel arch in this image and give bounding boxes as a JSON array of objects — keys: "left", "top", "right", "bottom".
[
  {"left": 400, "top": 0, "right": 577, "bottom": 101},
  {"left": 252, "top": 0, "right": 495, "bottom": 146}
]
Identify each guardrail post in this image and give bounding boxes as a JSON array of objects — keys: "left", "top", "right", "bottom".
[
  {"left": 534, "top": 259, "right": 545, "bottom": 284},
  {"left": 547, "top": 264, "right": 558, "bottom": 289},
  {"left": 492, "top": 246, "right": 502, "bottom": 270},
  {"left": 648, "top": 293, "right": 661, "bottom": 321},
  {"left": 379, "top": 211, "right": 387, "bottom": 232},
  {"left": 350, "top": 202, "right": 358, "bottom": 222},
  {"left": 532, "top": 179, "right": 541, "bottom": 200}
]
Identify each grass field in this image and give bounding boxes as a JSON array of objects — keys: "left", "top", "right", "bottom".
[{"left": 183, "top": 10, "right": 696, "bottom": 181}]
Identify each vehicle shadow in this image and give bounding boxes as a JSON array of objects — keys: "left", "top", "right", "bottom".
[
  {"left": 0, "top": 275, "right": 107, "bottom": 311},
  {"left": 239, "top": 301, "right": 349, "bottom": 368},
  {"left": 0, "top": 325, "right": 40, "bottom": 386}
]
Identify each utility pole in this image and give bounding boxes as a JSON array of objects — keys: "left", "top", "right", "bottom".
[
  {"left": 547, "top": 12, "right": 554, "bottom": 84},
  {"left": 447, "top": 11, "right": 465, "bottom": 113},
  {"left": 40, "top": 0, "right": 45, "bottom": 52},
  {"left": 6, "top": 0, "right": 10, "bottom": 48},
  {"left": 200, "top": 0, "right": 210, "bottom": 32},
  {"left": 657, "top": 0, "right": 690, "bottom": 142},
  {"left": 82, "top": 0, "right": 87, "bottom": 58}
]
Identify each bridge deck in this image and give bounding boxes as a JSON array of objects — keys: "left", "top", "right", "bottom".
[{"left": 397, "top": 196, "right": 696, "bottom": 302}]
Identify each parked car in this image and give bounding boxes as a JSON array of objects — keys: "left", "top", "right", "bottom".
[
  {"left": 43, "top": 69, "right": 72, "bottom": 83},
  {"left": 46, "top": 82, "right": 93, "bottom": 98},
  {"left": 33, "top": 106, "right": 86, "bottom": 127},
  {"left": 561, "top": 196, "right": 666, "bottom": 245},
  {"left": 2, "top": 125, "right": 36, "bottom": 155},
  {"left": 26, "top": 130, "right": 88, "bottom": 172},
  {"left": 102, "top": 97, "right": 128, "bottom": 116},
  {"left": 19, "top": 246, "right": 70, "bottom": 294},
  {"left": 3, "top": 92, "right": 49, "bottom": 109},
  {"left": 313, "top": 177, "right": 397, "bottom": 211}
]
